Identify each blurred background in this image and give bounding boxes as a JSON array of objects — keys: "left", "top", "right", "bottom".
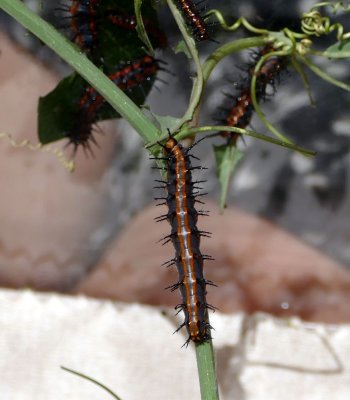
[{"left": 1, "top": 0, "right": 350, "bottom": 322}]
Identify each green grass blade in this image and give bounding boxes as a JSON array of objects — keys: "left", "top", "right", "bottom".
[{"left": 61, "top": 366, "right": 123, "bottom": 400}]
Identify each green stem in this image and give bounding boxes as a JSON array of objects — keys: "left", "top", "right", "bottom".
[
  {"left": 250, "top": 50, "right": 294, "bottom": 143},
  {"left": 135, "top": 0, "right": 154, "bottom": 54},
  {"left": 206, "top": 10, "right": 269, "bottom": 34},
  {"left": 202, "top": 36, "right": 267, "bottom": 82},
  {"left": 291, "top": 56, "right": 315, "bottom": 106},
  {"left": 196, "top": 341, "right": 220, "bottom": 400},
  {"left": 300, "top": 56, "right": 350, "bottom": 91},
  {"left": 0, "top": 0, "right": 160, "bottom": 144},
  {"left": 166, "top": 0, "right": 204, "bottom": 130},
  {"left": 183, "top": 126, "right": 316, "bottom": 157}
]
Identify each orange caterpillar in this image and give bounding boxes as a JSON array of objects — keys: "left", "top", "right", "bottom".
[{"left": 155, "top": 135, "right": 215, "bottom": 345}]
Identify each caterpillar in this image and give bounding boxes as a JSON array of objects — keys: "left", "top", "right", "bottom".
[
  {"left": 107, "top": 9, "right": 168, "bottom": 49},
  {"left": 57, "top": 1, "right": 168, "bottom": 53},
  {"left": 218, "top": 45, "right": 288, "bottom": 144},
  {"left": 66, "top": 55, "right": 161, "bottom": 153},
  {"left": 176, "top": 0, "right": 210, "bottom": 42},
  {"left": 154, "top": 134, "right": 214, "bottom": 345},
  {"left": 58, "top": 0, "right": 100, "bottom": 51}
]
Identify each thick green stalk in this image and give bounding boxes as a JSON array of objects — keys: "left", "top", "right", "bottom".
[
  {"left": 196, "top": 341, "right": 220, "bottom": 400},
  {"left": 0, "top": 0, "right": 160, "bottom": 144}
]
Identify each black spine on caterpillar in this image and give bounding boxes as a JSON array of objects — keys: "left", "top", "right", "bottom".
[
  {"left": 217, "top": 45, "right": 288, "bottom": 144},
  {"left": 156, "top": 136, "right": 213, "bottom": 345}
]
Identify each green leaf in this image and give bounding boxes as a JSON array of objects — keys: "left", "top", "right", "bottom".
[
  {"left": 174, "top": 39, "right": 193, "bottom": 58},
  {"left": 323, "top": 39, "right": 350, "bottom": 58},
  {"left": 214, "top": 144, "right": 244, "bottom": 212},
  {"left": 146, "top": 114, "right": 182, "bottom": 136}
]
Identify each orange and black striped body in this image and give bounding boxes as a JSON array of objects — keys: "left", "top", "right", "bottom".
[
  {"left": 160, "top": 137, "right": 212, "bottom": 344},
  {"left": 107, "top": 11, "right": 168, "bottom": 49},
  {"left": 176, "top": 0, "right": 209, "bottom": 42},
  {"left": 67, "top": 55, "right": 160, "bottom": 153},
  {"left": 221, "top": 88, "right": 254, "bottom": 143},
  {"left": 77, "top": 54, "right": 159, "bottom": 112}
]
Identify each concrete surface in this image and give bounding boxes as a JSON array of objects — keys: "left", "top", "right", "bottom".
[{"left": 0, "top": 289, "right": 349, "bottom": 400}]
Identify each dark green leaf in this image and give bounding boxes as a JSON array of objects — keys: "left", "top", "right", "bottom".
[{"left": 38, "top": 74, "right": 86, "bottom": 144}]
